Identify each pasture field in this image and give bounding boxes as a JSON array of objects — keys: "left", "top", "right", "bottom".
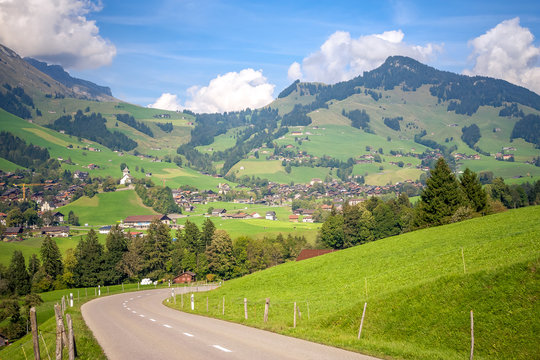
[
  {"left": 169, "top": 206, "right": 540, "bottom": 360},
  {"left": 0, "top": 157, "right": 23, "bottom": 171},
  {"left": 57, "top": 190, "right": 157, "bottom": 226}
]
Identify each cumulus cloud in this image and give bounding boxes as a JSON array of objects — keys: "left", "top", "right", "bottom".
[
  {"left": 0, "top": 0, "right": 116, "bottom": 69},
  {"left": 463, "top": 17, "right": 540, "bottom": 94},
  {"left": 149, "top": 69, "right": 275, "bottom": 113},
  {"left": 147, "top": 93, "right": 183, "bottom": 111},
  {"left": 288, "top": 30, "right": 440, "bottom": 83}
]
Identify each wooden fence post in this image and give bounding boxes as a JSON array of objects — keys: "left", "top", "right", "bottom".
[
  {"left": 54, "top": 305, "right": 63, "bottom": 360},
  {"left": 30, "top": 307, "right": 40, "bottom": 360},
  {"left": 470, "top": 310, "right": 474, "bottom": 360},
  {"left": 222, "top": 297, "right": 225, "bottom": 316},
  {"left": 293, "top": 302, "right": 297, "bottom": 328},
  {"left": 61, "top": 296, "right": 65, "bottom": 316},
  {"left": 181, "top": 292, "right": 184, "bottom": 308},
  {"left": 206, "top": 297, "right": 209, "bottom": 312},
  {"left": 264, "top": 298, "right": 270, "bottom": 323},
  {"left": 462, "top": 248, "right": 467, "bottom": 274},
  {"left": 66, "top": 314, "right": 75, "bottom": 360},
  {"left": 357, "top": 302, "right": 367, "bottom": 339},
  {"left": 244, "top": 298, "right": 248, "bottom": 320}
]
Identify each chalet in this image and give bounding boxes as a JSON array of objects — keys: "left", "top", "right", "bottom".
[
  {"left": 289, "top": 214, "right": 299, "bottom": 222},
  {"left": 122, "top": 214, "right": 171, "bottom": 229},
  {"left": 41, "top": 226, "right": 70, "bottom": 237},
  {"left": 73, "top": 171, "right": 89, "bottom": 180},
  {"left": 310, "top": 178, "right": 323, "bottom": 185},
  {"left": 223, "top": 212, "right": 249, "bottom": 220},
  {"left": 53, "top": 211, "right": 65, "bottom": 223},
  {"left": 99, "top": 225, "right": 112, "bottom": 234},
  {"left": 128, "top": 232, "right": 144, "bottom": 238},
  {"left": 173, "top": 271, "right": 196, "bottom": 284},
  {"left": 4, "top": 227, "right": 23, "bottom": 238},
  {"left": 302, "top": 215, "right": 314, "bottom": 223},
  {"left": 296, "top": 249, "right": 337, "bottom": 261},
  {"left": 251, "top": 212, "right": 262, "bottom": 219},
  {"left": 0, "top": 333, "right": 8, "bottom": 346},
  {"left": 212, "top": 208, "right": 227, "bottom": 217},
  {"left": 266, "top": 211, "right": 277, "bottom": 221},
  {"left": 348, "top": 198, "right": 365, "bottom": 206},
  {"left": 0, "top": 212, "right": 6, "bottom": 225},
  {"left": 41, "top": 201, "right": 55, "bottom": 212}
]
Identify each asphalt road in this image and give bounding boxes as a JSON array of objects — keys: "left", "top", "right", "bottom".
[{"left": 82, "top": 287, "right": 380, "bottom": 360}]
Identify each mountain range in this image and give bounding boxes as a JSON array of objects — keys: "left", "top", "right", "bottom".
[{"left": 0, "top": 42, "right": 539, "bottom": 186}]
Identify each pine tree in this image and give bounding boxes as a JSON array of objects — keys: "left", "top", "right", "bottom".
[
  {"left": 201, "top": 218, "right": 216, "bottom": 249},
  {"left": 8, "top": 250, "right": 31, "bottom": 295},
  {"left": 416, "top": 157, "right": 464, "bottom": 226},
  {"left": 319, "top": 213, "right": 345, "bottom": 249},
  {"left": 74, "top": 229, "right": 104, "bottom": 287},
  {"left": 40, "top": 236, "right": 63, "bottom": 280},
  {"left": 460, "top": 168, "right": 487, "bottom": 213},
  {"left": 27, "top": 253, "right": 40, "bottom": 278},
  {"left": 143, "top": 220, "right": 171, "bottom": 277},
  {"left": 102, "top": 225, "right": 128, "bottom": 284},
  {"left": 206, "top": 230, "right": 235, "bottom": 279}
]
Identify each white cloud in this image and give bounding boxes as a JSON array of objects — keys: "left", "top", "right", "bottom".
[
  {"left": 288, "top": 30, "right": 440, "bottom": 83},
  {"left": 0, "top": 0, "right": 116, "bottom": 69},
  {"left": 463, "top": 17, "right": 540, "bottom": 94},
  {"left": 147, "top": 93, "right": 183, "bottom": 111},
  {"left": 149, "top": 69, "right": 275, "bottom": 114}
]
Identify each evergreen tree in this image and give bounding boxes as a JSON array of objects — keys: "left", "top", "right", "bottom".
[
  {"left": 121, "top": 235, "right": 144, "bottom": 279},
  {"left": 143, "top": 220, "right": 171, "bottom": 277},
  {"left": 6, "top": 208, "right": 23, "bottom": 227},
  {"left": 460, "top": 168, "right": 487, "bottom": 213},
  {"left": 27, "top": 253, "right": 40, "bottom": 278},
  {"left": 372, "top": 202, "right": 400, "bottom": 239},
  {"left": 319, "top": 213, "right": 345, "bottom": 249},
  {"left": 342, "top": 203, "right": 362, "bottom": 247},
  {"left": 102, "top": 225, "right": 128, "bottom": 284},
  {"left": 8, "top": 250, "right": 31, "bottom": 295},
  {"left": 74, "top": 229, "right": 104, "bottom": 287},
  {"left": 201, "top": 218, "right": 216, "bottom": 249},
  {"left": 181, "top": 220, "right": 202, "bottom": 254},
  {"left": 40, "top": 236, "right": 63, "bottom": 280},
  {"left": 416, "top": 157, "right": 464, "bottom": 226},
  {"left": 62, "top": 249, "right": 77, "bottom": 288},
  {"left": 206, "top": 230, "right": 235, "bottom": 279}
]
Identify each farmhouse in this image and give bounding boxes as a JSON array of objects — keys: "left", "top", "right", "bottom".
[
  {"left": 122, "top": 214, "right": 171, "bottom": 229},
  {"left": 173, "top": 271, "right": 196, "bottom": 283},
  {"left": 3, "top": 226, "right": 23, "bottom": 239},
  {"left": 211, "top": 208, "right": 227, "bottom": 217},
  {"left": 99, "top": 225, "right": 112, "bottom": 234},
  {"left": 289, "top": 214, "right": 299, "bottom": 222},
  {"left": 41, "top": 226, "right": 70, "bottom": 237},
  {"left": 266, "top": 211, "right": 277, "bottom": 221}
]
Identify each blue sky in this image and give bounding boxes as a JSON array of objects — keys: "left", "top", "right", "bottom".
[{"left": 1, "top": 0, "right": 539, "bottom": 112}]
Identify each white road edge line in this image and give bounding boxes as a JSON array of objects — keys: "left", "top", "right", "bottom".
[
  {"left": 213, "top": 345, "right": 232, "bottom": 353},
  {"left": 132, "top": 311, "right": 137, "bottom": 314},
  {"left": 183, "top": 332, "right": 194, "bottom": 337},
  {"left": 149, "top": 319, "right": 156, "bottom": 322},
  {"left": 163, "top": 324, "right": 172, "bottom": 328}
]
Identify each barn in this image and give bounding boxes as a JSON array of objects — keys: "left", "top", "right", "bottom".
[{"left": 173, "top": 271, "right": 196, "bottom": 283}]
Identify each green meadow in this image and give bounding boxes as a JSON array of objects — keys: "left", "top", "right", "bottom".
[
  {"left": 57, "top": 190, "right": 157, "bottom": 226},
  {"left": 168, "top": 206, "right": 540, "bottom": 360}
]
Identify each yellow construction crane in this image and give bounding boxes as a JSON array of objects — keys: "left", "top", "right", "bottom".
[{"left": 13, "top": 183, "right": 48, "bottom": 201}]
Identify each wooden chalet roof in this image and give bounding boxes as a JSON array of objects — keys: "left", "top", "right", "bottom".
[
  {"left": 296, "top": 249, "right": 337, "bottom": 261},
  {"left": 123, "top": 214, "right": 170, "bottom": 223}
]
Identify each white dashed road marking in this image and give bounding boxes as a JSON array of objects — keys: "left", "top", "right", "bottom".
[
  {"left": 132, "top": 311, "right": 137, "bottom": 314},
  {"left": 139, "top": 314, "right": 145, "bottom": 318},
  {"left": 183, "top": 332, "right": 194, "bottom": 337},
  {"left": 213, "top": 345, "right": 232, "bottom": 353},
  {"left": 149, "top": 319, "right": 156, "bottom": 322},
  {"left": 163, "top": 324, "right": 172, "bottom": 328},
  {"left": 127, "top": 307, "right": 131, "bottom": 310}
]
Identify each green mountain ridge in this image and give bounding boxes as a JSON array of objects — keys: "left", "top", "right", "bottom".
[{"left": 1, "top": 43, "right": 539, "bottom": 186}]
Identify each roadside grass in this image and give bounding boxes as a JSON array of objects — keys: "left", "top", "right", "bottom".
[
  {"left": 0, "top": 282, "right": 178, "bottom": 360},
  {"left": 167, "top": 206, "right": 540, "bottom": 360}
]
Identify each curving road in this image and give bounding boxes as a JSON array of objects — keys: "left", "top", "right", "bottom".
[{"left": 82, "top": 287, "right": 380, "bottom": 360}]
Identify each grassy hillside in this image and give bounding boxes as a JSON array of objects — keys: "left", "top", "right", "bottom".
[
  {"left": 57, "top": 190, "right": 157, "bottom": 226},
  {"left": 168, "top": 206, "right": 540, "bottom": 360}
]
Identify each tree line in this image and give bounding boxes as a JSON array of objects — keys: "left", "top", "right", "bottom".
[
  {"left": 116, "top": 114, "right": 154, "bottom": 137},
  {"left": 318, "top": 157, "right": 540, "bottom": 249}
]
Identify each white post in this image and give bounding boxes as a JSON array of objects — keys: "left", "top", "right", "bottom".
[
  {"left": 191, "top": 293, "right": 194, "bottom": 310},
  {"left": 69, "top": 293, "right": 73, "bottom": 307},
  {"left": 358, "top": 302, "right": 367, "bottom": 339},
  {"left": 98, "top": 285, "right": 101, "bottom": 296},
  {"left": 293, "top": 302, "right": 297, "bottom": 328},
  {"left": 470, "top": 310, "right": 474, "bottom": 360},
  {"left": 462, "top": 247, "right": 467, "bottom": 274}
]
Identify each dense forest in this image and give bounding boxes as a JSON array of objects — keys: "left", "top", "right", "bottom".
[
  {"left": 461, "top": 124, "right": 481, "bottom": 149},
  {"left": 115, "top": 114, "right": 154, "bottom": 137},
  {"left": 383, "top": 116, "right": 402, "bottom": 131},
  {"left": 0, "top": 131, "right": 50, "bottom": 168},
  {"left": 0, "top": 83, "right": 33, "bottom": 119},
  {"left": 156, "top": 122, "right": 173, "bottom": 133},
  {"left": 511, "top": 114, "right": 540, "bottom": 148},
  {"left": 342, "top": 109, "right": 371, "bottom": 130},
  {"left": 48, "top": 110, "right": 138, "bottom": 151}
]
